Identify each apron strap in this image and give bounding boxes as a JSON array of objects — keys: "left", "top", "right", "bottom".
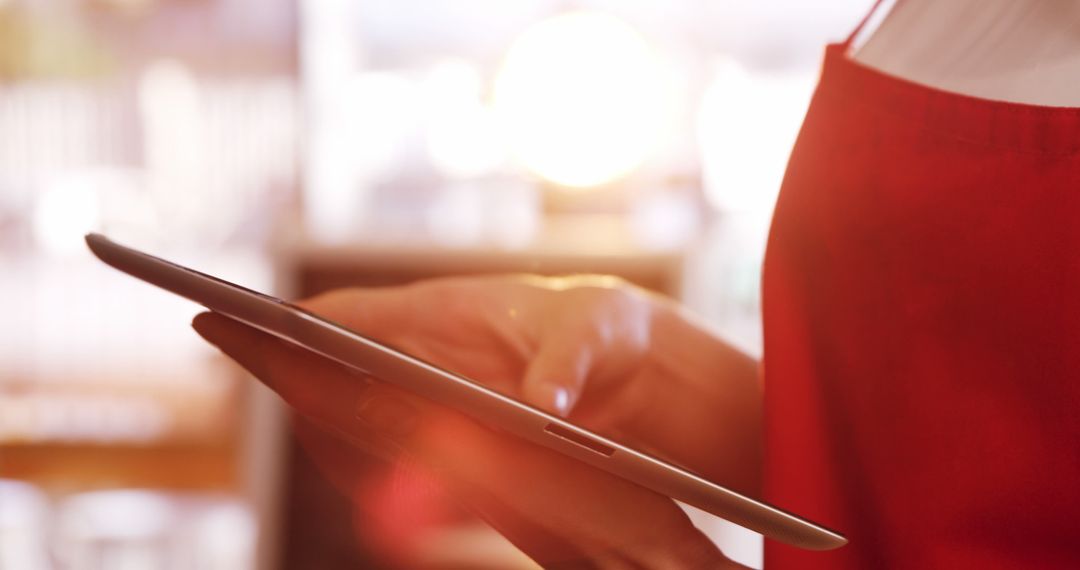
[{"left": 843, "top": 0, "right": 895, "bottom": 50}]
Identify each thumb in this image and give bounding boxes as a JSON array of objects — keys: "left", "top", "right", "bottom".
[{"left": 521, "top": 333, "right": 593, "bottom": 417}]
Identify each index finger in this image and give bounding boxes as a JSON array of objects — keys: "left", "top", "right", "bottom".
[{"left": 192, "top": 311, "right": 415, "bottom": 447}]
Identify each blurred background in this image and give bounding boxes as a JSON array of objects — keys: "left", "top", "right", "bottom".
[{"left": 0, "top": 1, "right": 870, "bottom": 568}]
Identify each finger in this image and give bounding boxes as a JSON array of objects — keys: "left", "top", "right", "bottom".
[
  {"left": 193, "top": 311, "right": 429, "bottom": 446},
  {"left": 193, "top": 311, "right": 361, "bottom": 408},
  {"left": 192, "top": 310, "right": 462, "bottom": 443},
  {"left": 520, "top": 331, "right": 593, "bottom": 416},
  {"left": 292, "top": 414, "right": 390, "bottom": 492}
]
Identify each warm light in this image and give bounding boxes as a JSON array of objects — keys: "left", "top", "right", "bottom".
[
  {"left": 698, "top": 58, "right": 814, "bottom": 212},
  {"left": 424, "top": 60, "right": 507, "bottom": 179},
  {"left": 494, "top": 11, "right": 675, "bottom": 189},
  {"left": 32, "top": 177, "right": 100, "bottom": 255}
]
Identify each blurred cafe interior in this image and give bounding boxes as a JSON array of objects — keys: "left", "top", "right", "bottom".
[{"left": 1, "top": 1, "right": 870, "bottom": 568}]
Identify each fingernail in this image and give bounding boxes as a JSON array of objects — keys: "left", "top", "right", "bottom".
[
  {"left": 553, "top": 387, "right": 570, "bottom": 415},
  {"left": 357, "top": 395, "right": 418, "bottom": 440},
  {"left": 535, "top": 382, "right": 572, "bottom": 416}
]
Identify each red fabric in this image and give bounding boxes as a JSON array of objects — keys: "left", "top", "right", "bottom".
[{"left": 761, "top": 44, "right": 1080, "bottom": 568}]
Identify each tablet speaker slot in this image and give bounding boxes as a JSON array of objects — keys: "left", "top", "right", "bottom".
[{"left": 544, "top": 423, "right": 614, "bottom": 457}]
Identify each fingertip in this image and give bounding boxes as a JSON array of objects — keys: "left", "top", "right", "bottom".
[
  {"left": 191, "top": 313, "right": 262, "bottom": 363},
  {"left": 190, "top": 312, "right": 276, "bottom": 385},
  {"left": 191, "top": 311, "right": 235, "bottom": 343},
  {"left": 525, "top": 381, "right": 574, "bottom": 417},
  {"left": 191, "top": 311, "right": 213, "bottom": 331},
  {"left": 191, "top": 311, "right": 218, "bottom": 341}
]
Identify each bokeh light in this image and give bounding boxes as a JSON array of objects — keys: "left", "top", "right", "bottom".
[
  {"left": 494, "top": 11, "right": 676, "bottom": 189},
  {"left": 698, "top": 58, "right": 813, "bottom": 212},
  {"left": 424, "top": 59, "right": 507, "bottom": 179}
]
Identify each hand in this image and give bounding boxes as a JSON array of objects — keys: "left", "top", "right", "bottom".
[
  {"left": 288, "top": 275, "right": 760, "bottom": 490},
  {"left": 192, "top": 275, "right": 758, "bottom": 568}
]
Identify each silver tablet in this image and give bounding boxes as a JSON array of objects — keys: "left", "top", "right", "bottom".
[{"left": 85, "top": 233, "right": 845, "bottom": 551}]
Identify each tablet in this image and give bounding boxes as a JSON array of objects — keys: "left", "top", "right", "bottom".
[{"left": 85, "top": 233, "right": 846, "bottom": 551}]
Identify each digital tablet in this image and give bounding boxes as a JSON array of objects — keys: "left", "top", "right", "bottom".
[{"left": 85, "top": 232, "right": 846, "bottom": 551}]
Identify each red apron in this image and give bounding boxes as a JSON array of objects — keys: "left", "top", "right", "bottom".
[{"left": 761, "top": 7, "right": 1080, "bottom": 569}]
